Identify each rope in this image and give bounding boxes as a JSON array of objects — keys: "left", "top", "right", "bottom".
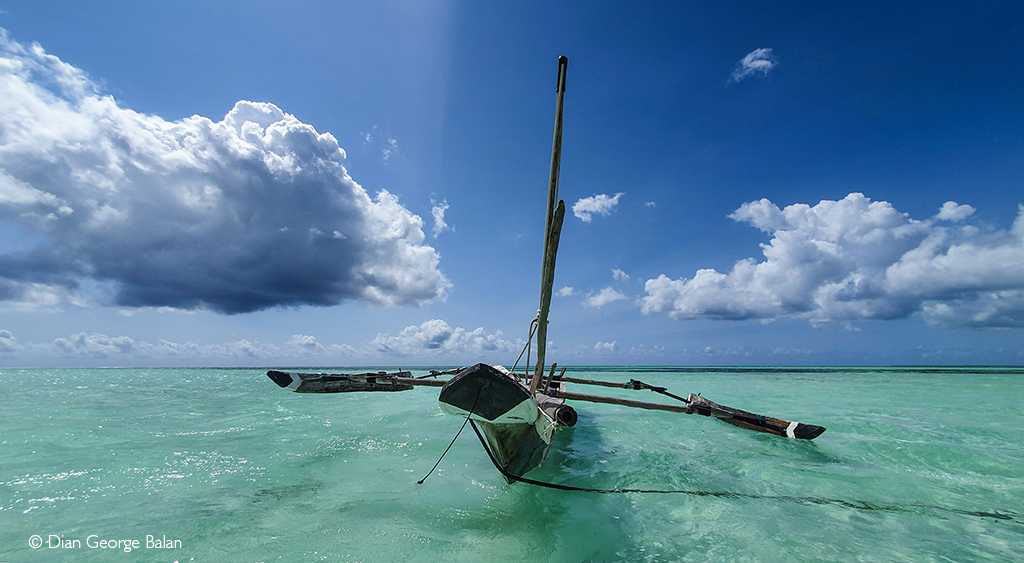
[
  {"left": 417, "top": 391, "right": 480, "bottom": 484},
  {"left": 509, "top": 317, "right": 540, "bottom": 382},
  {"left": 466, "top": 420, "right": 1021, "bottom": 524}
]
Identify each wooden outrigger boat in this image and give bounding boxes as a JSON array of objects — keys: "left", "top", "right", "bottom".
[{"left": 267, "top": 56, "right": 824, "bottom": 484}]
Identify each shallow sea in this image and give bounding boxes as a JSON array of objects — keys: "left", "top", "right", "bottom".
[{"left": 1, "top": 366, "right": 1022, "bottom": 562}]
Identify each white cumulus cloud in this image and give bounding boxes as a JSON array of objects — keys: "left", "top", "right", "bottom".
[
  {"left": 729, "top": 48, "right": 778, "bottom": 83},
  {"left": 583, "top": 287, "right": 628, "bottom": 309},
  {"left": 371, "top": 319, "right": 521, "bottom": 357},
  {"left": 572, "top": 193, "right": 624, "bottom": 222},
  {"left": 641, "top": 193, "right": 1024, "bottom": 328},
  {"left": 53, "top": 332, "right": 138, "bottom": 357},
  {"left": 36, "top": 329, "right": 367, "bottom": 363},
  {"left": 0, "top": 30, "right": 449, "bottom": 314}
]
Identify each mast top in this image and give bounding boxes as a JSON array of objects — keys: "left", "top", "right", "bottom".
[{"left": 556, "top": 56, "right": 567, "bottom": 93}]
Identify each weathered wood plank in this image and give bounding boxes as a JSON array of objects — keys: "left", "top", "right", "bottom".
[{"left": 549, "top": 389, "right": 689, "bottom": 412}]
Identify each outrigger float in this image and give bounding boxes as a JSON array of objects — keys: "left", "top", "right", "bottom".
[{"left": 267, "top": 56, "right": 824, "bottom": 484}]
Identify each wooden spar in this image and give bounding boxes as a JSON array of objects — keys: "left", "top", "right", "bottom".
[
  {"left": 550, "top": 389, "right": 690, "bottom": 413},
  {"left": 556, "top": 375, "right": 635, "bottom": 389},
  {"left": 554, "top": 374, "right": 691, "bottom": 403},
  {"left": 534, "top": 55, "right": 569, "bottom": 380},
  {"left": 548, "top": 387, "right": 825, "bottom": 440},
  {"left": 418, "top": 367, "right": 464, "bottom": 379},
  {"left": 394, "top": 377, "right": 447, "bottom": 387},
  {"left": 530, "top": 361, "right": 561, "bottom": 394}
]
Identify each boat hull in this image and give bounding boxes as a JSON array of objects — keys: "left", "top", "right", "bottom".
[
  {"left": 474, "top": 420, "right": 551, "bottom": 483},
  {"left": 439, "top": 363, "right": 560, "bottom": 483},
  {"left": 267, "top": 370, "right": 413, "bottom": 393}
]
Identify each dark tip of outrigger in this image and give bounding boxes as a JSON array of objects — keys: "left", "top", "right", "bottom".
[
  {"left": 796, "top": 424, "right": 826, "bottom": 440},
  {"left": 267, "top": 370, "right": 293, "bottom": 388}
]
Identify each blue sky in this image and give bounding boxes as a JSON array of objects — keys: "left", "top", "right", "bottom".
[{"left": 1, "top": 1, "right": 1022, "bottom": 367}]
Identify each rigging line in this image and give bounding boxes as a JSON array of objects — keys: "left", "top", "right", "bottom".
[
  {"left": 417, "top": 390, "right": 481, "bottom": 485},
  {"left": 466, "top": 421, "right": 1021, "bottom": 525},
  {"left": 509, "top": 317, "right": 540, "bottom": 380}
]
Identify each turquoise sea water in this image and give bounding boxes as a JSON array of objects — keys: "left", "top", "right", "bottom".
[{"left": 1, "top": 366, "right": 1022, "bottom": 562}]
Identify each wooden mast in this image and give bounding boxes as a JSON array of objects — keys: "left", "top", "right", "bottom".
[{"left": 533, "top": 55, "right": 568, "bottom": 389}]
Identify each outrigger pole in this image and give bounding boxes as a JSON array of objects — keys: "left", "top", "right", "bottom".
[
  {"left": 532, "top": 55, "right": 569, "bottom": 390},
  {"left": 547, "top": 375, "right": 825, "bottom": 439},
  {"left": 267, "top": 370, "right": 825, "bottom": 440}
]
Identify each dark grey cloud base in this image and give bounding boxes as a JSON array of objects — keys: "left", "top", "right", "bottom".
[{"left": 0, "top": 32, "right": 447, "bottom": 314}]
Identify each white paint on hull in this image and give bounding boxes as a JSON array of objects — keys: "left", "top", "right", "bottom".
[
  {"left": 786, "top": 420, "right": 798, "bottom": 439},
  {"left": 439, "top": 396, "right": 540, "bottom": 425}
]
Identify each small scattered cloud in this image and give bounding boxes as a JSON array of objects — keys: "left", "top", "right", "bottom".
[
  {"left": 0, "top": 31, "right": 449, "bottom": 314},
  {"left": 729, "top": 48, "right": 778, "bottom": 83},
  {"left": 0, "top": 329, "right": 20, "bottom": 354},
  {"left": 203, "top": 339, "right": 282, "bottom": 359},
  {"left": 556, "top": 286, "right": 576, "bottom": 297},
  {"left": 583, "top": 287, "right": 628, "bottom": 309},
  {"left": 771, "top": 346, "right": 812, "bottom": 356},
  {"left": 645, "top": 201, "right": 657, "bottom": 208},
  {"left": 641, "top": 193, "right": 1024, "bottom": 329},
  {"left": 431, "top": 199, "right": 452, "bottom": 238},
  {"left": 365, "top": 128, "right": 400, "bottom": 163},
  {"left": 288, "top": 334, "right": 326, "bottom": 353},
  {"left": 285, "top": 334, "right": 357, "bottom": 356},
  {"left": 699, "top": 346, "right": 754, "bottom": 358},
  {"left": 625, "top": 343, "right": 666, "bottom": 357},
  {"left": 363, "top": 125, "right": 379, "bottom": 144},
  {"left": 935, "top": 201, "right": 975, "bottom": 222},
  {"left": 573, "top": 193, "right": 624, "bottom": 222},
  {"left": 612, "top": 269, "right": 630, "bottom": 282},
  {"left": 594, "top": 341, "right": 619, "bottom": 354},
  {"left": 382, "top": 138, "right": 399, "bottom": 162}
]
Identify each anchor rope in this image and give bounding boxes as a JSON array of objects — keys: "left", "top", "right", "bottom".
[
  {"left": 465, "top": 420, "right": 1021, "bottom": 524},
  {"left": 417, "top": 390, "right": 481, "bottom": 485}
]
